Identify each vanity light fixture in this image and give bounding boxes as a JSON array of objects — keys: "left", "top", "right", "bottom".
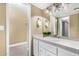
[
  {"left": 45, "top": 9, "right": 49, "bottom": 14},
  {"left": 44, "top": 4, "right": 53, "bottom": 14},
  {"left": 44, "top": 8, "right": 52, "bottom": 16},
  {"left": 0, "top": 26, "right": 4, "bottom": 31},
  {"left": 53, "top": 3, "right": 69, "bottom": 11}
]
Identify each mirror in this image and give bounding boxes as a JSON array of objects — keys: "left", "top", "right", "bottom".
[
  {"left": 58, "top": 17, "right": 69, "bottom": 37},
  {"left": 55, "top": 12, "right": 79, "bottom": 40},
  {"left": 62, "top": 21, "right": 68, "bottom": 37},
  {"left": 50, "top": 3, "right": 79, "bottom": 39}
]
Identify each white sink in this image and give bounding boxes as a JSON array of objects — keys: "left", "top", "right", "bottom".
[{"left": 44, "top": 37, "right": 59, "bottom": 42}]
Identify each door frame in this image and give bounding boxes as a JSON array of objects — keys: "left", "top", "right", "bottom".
[{"left": 6, "top": 3, "right": 32, "bottom": 56}]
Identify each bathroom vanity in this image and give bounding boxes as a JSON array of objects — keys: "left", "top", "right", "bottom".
[
  {"left": 33, "top": 35, "right": 79, "bottom": 56},
  {"left": 32, "top": 4, "right": 79, "bottom": 56}
]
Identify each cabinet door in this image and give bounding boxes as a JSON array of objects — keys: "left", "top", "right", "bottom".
[
  {"left": 33, "top": 39, "right": 39, "bottom": 56},
  {"left": 58, "top": 48, "right": 79, "bottom": 56},
  {"left": 39, "top": 47, "right": 46, "bottom": 56},
  {"left": 45, "top": 51, "right": 56, "bottom": 56},
  {"left": 39, "top": 40, "right": 57, "bottom": 55},
  {"left": 39, "top": 41, "right": 46, "bottom": 56}
]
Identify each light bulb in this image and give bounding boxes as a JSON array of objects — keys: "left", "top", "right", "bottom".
[{"left": 45, "top": 9, "right": 49, "bottom": 14}]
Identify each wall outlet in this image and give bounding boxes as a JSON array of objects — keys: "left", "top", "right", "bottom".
[{"left": 0, "top": 26, "right": 4, "bottom": 31}]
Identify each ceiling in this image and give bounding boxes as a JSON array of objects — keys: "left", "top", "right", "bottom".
[
  {"left": 53, "top": 3, "right": 79, "bottom": 17},
  {"left": 32, "top": 3, "right": 79, "bottom": 17}
]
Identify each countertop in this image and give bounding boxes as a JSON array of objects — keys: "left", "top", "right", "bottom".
[{"left": 33, "top": 34, "right": 79, "bottom": 54}]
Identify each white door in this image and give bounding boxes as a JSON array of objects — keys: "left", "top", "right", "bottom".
[{"left": 7, "top": 3, "right": 30, "bottom": 56}]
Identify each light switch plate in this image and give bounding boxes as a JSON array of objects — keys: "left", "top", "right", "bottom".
[{"left": 0, "top": 26, "right": 4, "bottom": 31}]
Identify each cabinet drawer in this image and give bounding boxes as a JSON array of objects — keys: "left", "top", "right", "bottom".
[
  {"left": 45, "top": 43, "right": 57, "bottom": 54},
  {"left": 45, "top": 51, "right": 56, "bottom": 56},
  {"left": 58, "top": 48, "right": 79, "bottom": 56},
  {"left": 39, "top": 41, "right": 57, "bottom": 54}
]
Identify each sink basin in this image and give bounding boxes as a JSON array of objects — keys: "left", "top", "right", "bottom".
[{"left": 44, "top": 36, "right": 59, "bottom": 41}]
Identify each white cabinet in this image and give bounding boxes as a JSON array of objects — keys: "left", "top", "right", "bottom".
[
  {"left": 33, "top": 38, "right": 79, "bottom": 56},
  {"left": 39, "top": 40, "right": 57, "bottom": 56},
  {"left": 45, "top": 51, "right": 56, "bottom": 56},
  {"left": 45, "top": 42, "right": 57, "bottom": 54},
  {"left": 33, "top": 39, "right": 39, "bottom": 56},
  {"left": 39, "top": 47, "right": 46, "bottom": 56},
  {"left": 39, "top": 41, "right": 46, "bottom": 56},
  {"left": 58, "top": 48, "right": 78, "bottom": 56},
  {"left": 39, "top": 40, "right": 57, "bottom": 55}
]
